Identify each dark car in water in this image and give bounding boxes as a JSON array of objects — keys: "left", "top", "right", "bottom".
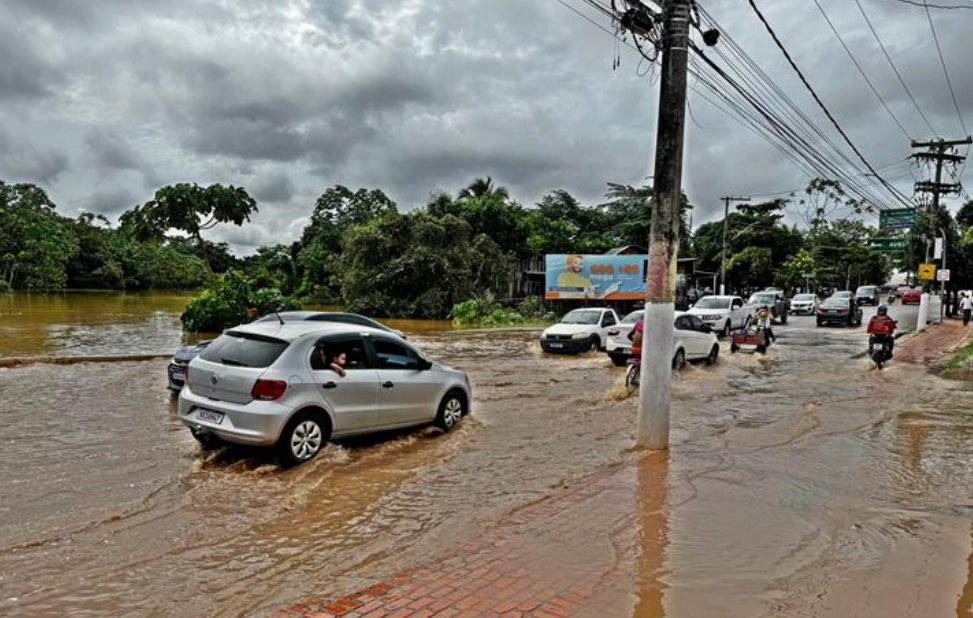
[
  {"left": 816, "top": 297, "right": 863, "bottom": 327},
  {"left": 167, "top": 312, "right": 402, "bottom": 391}
]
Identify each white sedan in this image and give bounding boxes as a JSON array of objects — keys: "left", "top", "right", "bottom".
[
  {"left": 605, "top": 310, "right": 721, "bottom": 368},
  {"left": 790, "top": 293, "right": 820, "bottom": 315}
]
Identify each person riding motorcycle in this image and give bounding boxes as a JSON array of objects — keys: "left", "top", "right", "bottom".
[{"left": 866, "top": 304, "right": 896, "bottom": 358}]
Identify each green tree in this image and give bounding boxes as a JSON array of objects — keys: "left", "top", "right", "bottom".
[
  {"left": 0, "top": 181, "right": 79, "bottom": 290},
  {"left": 777, "top": 248, "right": 817, "bottom": 290},
  {"left": 458, "top": 177, "right": 509, "bottom": 201}
]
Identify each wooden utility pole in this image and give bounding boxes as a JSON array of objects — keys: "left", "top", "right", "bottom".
[
  {"left": 719, "top": 196, "right": 751, "bottom": 295},
  {"left": 636, "top": 0, "right": 691, "bottom": 450}
]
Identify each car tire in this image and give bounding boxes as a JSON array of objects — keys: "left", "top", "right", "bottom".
[
  {"left": 816, "top": 319, "right": 823, "bottom": 327},
  {"left": 610, "top": 354, "right": 628, "bottom": 367},
  {"left": 730, "top": 342, "right": 739, "bottom": 353},
  {"left": 435, "top": 390, "right": 467, "bottom": 431},
  {"left": 588, "top": 335, "right": 601, "bottom": 352},
  {"left": 722, "top": 321, "right": 731, "bottom": 338},
  {"left": 190, "top": 427, "right": 221, "bottom": 449},
  {"left": 277, "top": 410, "right": 330, "bottom": 467},
  {"left": 706, "top": 344, "right": 719, "bottom": 365},
  {"left": 672, "top": 348, "right": 686, "bottom": 371},
  {"left": 780, "top": 312, "right": 788, "bottom": 324}
]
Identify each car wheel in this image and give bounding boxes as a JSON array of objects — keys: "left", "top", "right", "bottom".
[
  {"left": 722, "top": 321, "right": 731, "bottom": 338},
  {"left": 816, "top": 319, "right": 823, "bottom": 327},
  {"left": 610, "top": 354, "right": 628, "bottom": 367},
  {"left": 190, "top": 427, "right": 221, "bottom": 449},
  {"left": 435, "top": 391, "right": 467, "bottom": 431},
  {"left": 706, "top": 344, "right": 719, "bottom": 365},
  {"left": 588, "top": 335, "right": 601, "bottom": 352},
  {"left": 672, "top": 348, "right": 686, "bottom": 371},
  {"left": 278, "top": 411, "right": 329, "bottom": 466},
  {"left": 730, "top": 342, "right": 739, "bottom": 353},
  {"left": 780, "top": 312, "right": 788, "bottom": 324}
]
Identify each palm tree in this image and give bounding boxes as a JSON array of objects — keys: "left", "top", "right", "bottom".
[{"left": 458, "top": 177, "right": 509, "bottom": 201}]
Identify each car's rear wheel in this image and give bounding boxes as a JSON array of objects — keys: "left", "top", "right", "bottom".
[
  {"left": 816, "top": 319, "right": 823, "bottom": 327},
  {"left": 435, "top": 391, "right": 467, "bottom": 431},
  {"left": 780, "top": 312, "right": 788, "bottom": 324},
  {"left": 278, "top": 411, "right": 329, "bottom": 466},
  {"left": 706, "top": 344, "right": 719, "bottom": 365},
  {"left": 190, "top": 427, "right": 221, "bottom": 449},
  {"left": 672, "top": 348, "right": 686, "bottom": 371}
]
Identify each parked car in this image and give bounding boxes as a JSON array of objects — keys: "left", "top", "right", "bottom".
[
  {"left": 167, "top": 312, "right": 403, "bottom": 391},
  {"left": 540, "top": 307, "right": 619, "bottom": 354},
  {"left": 605, "top": 310, "right": 720, "bottom": 367},
  {"left": 901, "top": 286, "right": 923, "bottom": 305},
  {"left": 789, "top": 293, "right": 820, "bottom": 315},
  {"left": 744, "top": 291, "right": 789, "bottom": 323},
  {"left": 178, "top": 322, "right": 471, "bottom": 465},
  {"left": 816, "top": 297, "right": 863, "bottom": 327},
  {"left": 686, "top": 295, "right": 747, "bottom": 337},
  {"left": 855, "top": 285, "right": 880, "bottom": 306}
]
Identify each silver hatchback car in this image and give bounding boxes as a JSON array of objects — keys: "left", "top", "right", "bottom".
[{"left": 178, "top": 322, "right": 471, "bottom": 465}]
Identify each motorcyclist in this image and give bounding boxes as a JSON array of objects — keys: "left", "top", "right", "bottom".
[
  {"left": 866, "top": 304, "right": 896, "bottom": 357},
  {"left": 755, "top": 304, "right": 775, "bottom": 343}
]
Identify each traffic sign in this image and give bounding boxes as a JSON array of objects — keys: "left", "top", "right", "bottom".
[
  {"left": 880, "top": 208, "right": 917, "bottom": 230},
  {"left": 937, "top": 269, "right": 950, "bottom": 282},
  {"left": 869, "top": 237, "right": 908, "bottom": 252},
  {"left": 918, "top": 263, "right": 937, "bottom": 280}
]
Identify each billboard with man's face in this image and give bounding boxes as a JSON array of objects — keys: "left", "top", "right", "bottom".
[{"left": 545, "top": 254, "right": 647, "bottom": 300}]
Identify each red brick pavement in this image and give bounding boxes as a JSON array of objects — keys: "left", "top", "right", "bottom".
[
  {"left": 896, "top": 318, "right": 971, "bottom": 366},
  {"left": 262, "top": 452, "right": 669, "bottom": 618}
]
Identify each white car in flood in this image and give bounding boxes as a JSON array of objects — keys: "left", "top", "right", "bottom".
[
  {"left": 178, "top": 322, "right": 471, "bottom": 466},
  {"left": 686, "top": 295, "right": 747, "bottom": 337},
  {"left": 540, "top": 307, "right": 620, "bottom": 354},
  {"left": 605, "top": 310, "right": 721, "bottom": 368}
]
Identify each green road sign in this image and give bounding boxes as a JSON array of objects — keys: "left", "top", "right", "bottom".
[
  {"left": 869, "top": 237, "right": 908, "bottom": 252},
  {"left": 879, "top": 208, "right": 917, "bottom": 230}
]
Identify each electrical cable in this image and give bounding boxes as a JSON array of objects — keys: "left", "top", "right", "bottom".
[
  {"left": 853, "top": 0, "right": 938, "bottom": 137},
  {"left": 921, "top": 0, "right": 968, "bottom": 135},
  {"left": 885, "top": 0, "right": 973, "bottom": 8},
  {"left": 810, "top": 0, "right": 911, "bottom": 140}
]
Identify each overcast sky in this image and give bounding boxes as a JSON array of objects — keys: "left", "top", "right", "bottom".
[{"left": 2, "top": 0, "right": 972, "bottom": 253}]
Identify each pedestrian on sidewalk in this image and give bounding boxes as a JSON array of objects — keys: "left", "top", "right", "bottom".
[{"left": 960, "top": 293, "right": 973, "bottom": 327}]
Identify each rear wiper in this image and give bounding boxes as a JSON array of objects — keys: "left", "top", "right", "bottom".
[{"left": 221, "top": 357, "right": 251, "bottom": 367}]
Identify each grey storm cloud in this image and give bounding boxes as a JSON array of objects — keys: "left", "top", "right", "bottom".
[{"left": 1, "top": 0, "right": 972, "bottom": 252}]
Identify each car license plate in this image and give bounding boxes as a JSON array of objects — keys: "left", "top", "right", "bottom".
[
  {"left": 196, "top": 409, "right": 224, "bottom": 424},
  {"left": 548, "top": 342, "right": 564, "bottom": 349},
  {"left": 172, "top": 369, "right": 186, "bottom": 382}
]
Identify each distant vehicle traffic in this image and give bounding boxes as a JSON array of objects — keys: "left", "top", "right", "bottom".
[
  {"left": 168, "top": 311, "right": 403, "bottom": 391},
  {"left": 686, "top": 295, "right": 747, "bottom": 337},
  {"left": 744, "top": 291, "right": 789, "bottom": 323},
  {"left": 540, "top": 308, "right": 619, "bottom": 354},
  {"left": 854, "top": 285, "right": 880, "bottom": 306},
  {"left": 832, "top": 291, "right": 854, "bottom": 299},
  {"left": 790, "top": 293, "right": 819, "bottom": 315},
  {"left": 901, "top": 286, "right": 923, "bottom": 305},
  {"left": 178, "top": 321, "right": 471, "bottom": 465},
  {"left": 816, "top": 297, "right": 863, "bottom": 327},
  {"left": 605, "top": 310, "right": 720, "bottom": 367}
]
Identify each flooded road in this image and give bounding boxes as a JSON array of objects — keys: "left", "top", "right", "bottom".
[{"left": 2, "top": 302, "right": 972, "bottom": 617}]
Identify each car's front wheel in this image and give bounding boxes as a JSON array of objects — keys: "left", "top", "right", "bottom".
[
  {"left": 722, "top": 321, "right": 731, "bottom": 338},
  {"left": 780, "top": 312, "right": 788, "bottom": 324},
  {"left": 672, "top": 348, "right": 686, "bottom": 371},
  {"left": 278, "top": 411, "right": 329, "bottom": 466},
  {"left": 435, "top": 391, "right": 467, "bottom": 431}
]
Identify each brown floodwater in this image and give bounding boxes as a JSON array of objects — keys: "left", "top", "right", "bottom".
[{"left": 2, "top": 302, "right": 972, "bottom": 617}]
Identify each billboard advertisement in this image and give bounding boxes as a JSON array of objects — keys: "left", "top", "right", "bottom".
[{"left": 545, "top": 254, "right": 647, "bottom": 300}]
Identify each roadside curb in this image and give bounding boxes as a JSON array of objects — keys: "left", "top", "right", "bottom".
[{"left": 0, "top": 354, "right": 172, "bottom": 368}]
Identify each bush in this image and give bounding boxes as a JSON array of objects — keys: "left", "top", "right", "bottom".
[
  {"left": 181, "top": 271, "right": 301, "bottom": 333},
  {"left": 0, "top": 279, "right": 10, "bottom": 293},
  {"left": 451, "top": 293, "right": 551, "bottom": 327}
]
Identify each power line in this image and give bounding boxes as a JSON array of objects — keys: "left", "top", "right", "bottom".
[
  {"left": 744, "top": 0, "right": 914, "bottom": 209},
  {"left": 853, "top": 0, "right": 938, "bottom": 137},
  {"left": 921, "top": 0, "right": 969, "bottom": 135},
  {"left": 810, "top": 0, "right": 911, "bottom": 140},
  {"left": 885, "top": 0, "right": 973, "bottom": 8}
]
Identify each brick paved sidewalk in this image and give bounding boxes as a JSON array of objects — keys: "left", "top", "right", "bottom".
[
  {"left": 261, "top": 453, "right": 669, "bottom": 618},
  {"left": 895, "top": 318, "right": 971, "bottom": 366}
]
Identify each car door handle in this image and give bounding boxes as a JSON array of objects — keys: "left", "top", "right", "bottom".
[
  {"left": 322, "top": 382, "right": 337, "bottom": 389},
  {"left": 382, "top": 381, "right": 394, "bottom": 389}
]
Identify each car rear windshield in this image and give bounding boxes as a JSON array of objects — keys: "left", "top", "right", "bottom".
[
  {"left": 694, "top": 297, "right": 730, "bottom": 310},
  {"left": 200, "top": 332, "right": 290, "bottom": 368},
  {"left": 749, "top": 293, "right": 776, "bottom": 304},
  {"left": 622, "top": 311, "right": 644, "bottom": 323},
  {"left": 823, "top": 298, "right": 850, "bottom": 308}
]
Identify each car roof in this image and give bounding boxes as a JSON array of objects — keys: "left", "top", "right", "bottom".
[
  {"left": 698, "top": 295, "right": 738, "bottom": 301},
  {"left": 226, "top": 321, "right": 394, "bottom": 342}
]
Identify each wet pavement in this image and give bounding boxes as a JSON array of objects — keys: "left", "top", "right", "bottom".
[{"left": 2, "top": 302, "right": 972, "bottom": 618}]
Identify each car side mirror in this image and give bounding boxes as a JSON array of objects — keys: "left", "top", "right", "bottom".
[
  {"left": 418, "top": 359, "right": 433, "bottom": 371},
  {"left": 700, "top": 324, "right": 712, "bottom": 333}
]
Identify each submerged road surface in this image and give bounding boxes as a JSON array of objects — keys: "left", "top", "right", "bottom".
[{"left": 1, "top": 303, "right": 971, "bottom": 618}]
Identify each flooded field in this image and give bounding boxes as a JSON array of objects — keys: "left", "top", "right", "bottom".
[{"left": 2, "top": 301, "right": 973, "bottom": 617}]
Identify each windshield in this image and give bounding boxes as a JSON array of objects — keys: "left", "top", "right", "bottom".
[
  {"left": 561, "top": 310, "right": 603, "bottom": 325},
  {"left": 748, "top": 293, "right": 777, "bottom": 305},
  {"left": 694, "top": 297, "right": 730, "bottom": 310},
  {"left": 622, "top": 311, "right": 644, "bottom": 324},
  {"left": 856, "top": 286, "right": 876, "bottom": 294},
  {"left": 793, "top": 294, "right": 815, "bottom": 301},
  {"left": 823, "top": 298, "right": 850, "bottom": 308}
]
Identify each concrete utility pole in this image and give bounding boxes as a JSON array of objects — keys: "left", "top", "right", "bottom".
[
  {"left": 719, "top": 196, "right": 751, "bottom": 295},
  {"left": 911, "top": 137, "right": 970, "bottom": 330},
  {"left": 636, "top": 0, "right": 691, "bottom": 450}
]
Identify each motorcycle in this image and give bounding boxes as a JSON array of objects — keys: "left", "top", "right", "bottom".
[
  {"left": 868, "top": 333, "right": 894, "bottom": 369},
  {"left": 886, "top": 292, "right": 896, "bottom": 305}
]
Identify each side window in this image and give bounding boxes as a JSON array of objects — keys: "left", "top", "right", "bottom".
[
  {"left": 373, "top": 339, "right": 421, "bottom": 370},
  {"left": 732, "top": 299, "right": 743, "bottom": 309},
  {"left": 674, "top": 316, "right": 691, "bottom": 331},
  {"left": 602, "top": 313, "right": 616, "bottom": 327},
  {"left": 310, "top": 337, "right": 368, "bottom": 371},
  {"left": 688, "top": 316, "right": 706, "bottom": 331}
]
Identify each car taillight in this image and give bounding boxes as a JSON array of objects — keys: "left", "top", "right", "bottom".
[
  {"left": 252, "top": 379, "right": 287, "bottom": 401},
  {"left": 608, "top": 329, "right": 619, "bottom": 336}
]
